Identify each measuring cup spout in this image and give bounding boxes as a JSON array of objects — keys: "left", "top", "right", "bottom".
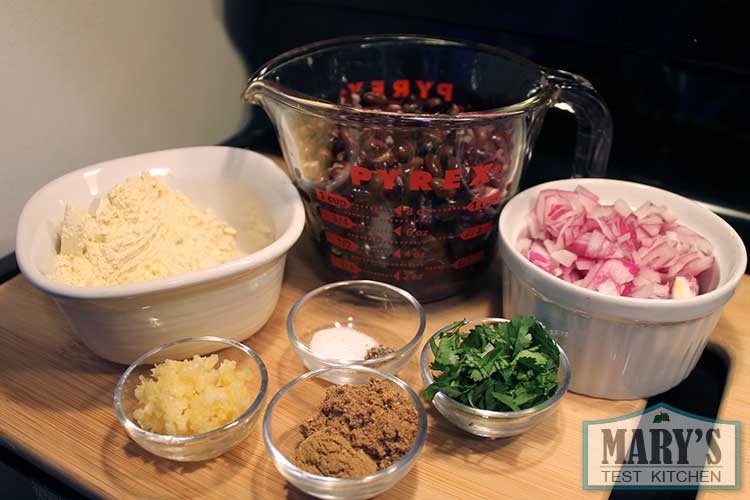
[{"left": 242, "top": 80, "right": 268, "bottom": 106}]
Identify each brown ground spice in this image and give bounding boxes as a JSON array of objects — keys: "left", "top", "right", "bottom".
[
  {"left": 300, "top": 378, "right": 419, "bottom": 470},
  {"left": 364, "top": 345, "right": 395, "bottom": 360},
  {"left": 294, "top": 430, "right": 377, "bottom": 478}
]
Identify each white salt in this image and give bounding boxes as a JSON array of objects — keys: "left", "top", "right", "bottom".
[{"left": 309, "top": 326, "right": 379, "bottom": 360}]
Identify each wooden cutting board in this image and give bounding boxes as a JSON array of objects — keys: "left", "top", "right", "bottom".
[{"left": 0, "top": 227, "right": 747, "bottom": 499}]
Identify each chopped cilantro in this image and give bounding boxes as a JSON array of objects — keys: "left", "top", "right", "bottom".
[{"left": 423, "top": 316, "right": 560, "bottom": 412}]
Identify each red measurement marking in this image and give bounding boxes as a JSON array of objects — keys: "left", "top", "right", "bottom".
[
  {"left": 397, "top": 249, "right": 425, "bottom": 258},
  {"left": 325, "top": 232, "right": 358, "bottom": 252},
  {"left": 394, "top": 205, "right": 439, "bottom": 217},
  {"left": 352, "top": 203, "right": 391, "bottom": 212},
  {"left": 354, "top": 202, "right": 456, "bottom": 215},
  {"left": 321, "top": 208, "right": 355, "bottom": 229},
  {"left": 400, "top": 271, "right": 424, "bottom": 281},
  {"left": 452, "top": 251, "right": 485, "bottom": 269},
  {"left": 393, "top": 225, "right": 429, "bottom": 238},
  {"left": 365, "top": 270, "right": 394, "bottom": 279},
  {"left": 394, "top": 206, "right": 421, "bottom": 217},
  {"left": 466, "top": 191, "right": 503, "bottom": 212},
  {"left": 405, "top": 227, "right": 428, "bottom": 237},
  {"left": 433, "top": 205, "right": 462, "bottom": 214},
  {"left": 349, "top": 254, "right": 425, "bottom": 268},
  {"left": 459, "top": 222, "right": 493, "bottom": 240},
  {"left": 347, "top": 232, "right": 453, "bottom": 244},
  {"left": 330, "top": 254, "right": 361, "bottom": 274},
  {"left": 315, "top": 189, "right": 352, "bottom": 209}
]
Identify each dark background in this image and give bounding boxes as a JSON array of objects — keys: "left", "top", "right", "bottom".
[
  {"left": 223, "top": 0, "right": 749, "bottom": 259},
  {"left": 1, "top": 1, "right": 746, "bottom": 499}
]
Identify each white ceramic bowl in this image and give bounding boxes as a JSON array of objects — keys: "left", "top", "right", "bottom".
[
  {"left": 498, "top": 178, "right": 746, "bottom": 399},
  {"left": 16, "top": 146, "right": 305, "bottom": 364}
]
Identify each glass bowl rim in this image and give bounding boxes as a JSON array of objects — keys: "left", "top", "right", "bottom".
[
  {"left": 243, "top": 33, "right": 557, "bottom": 125},
  {"left": 420, "top": 317, "right": 571, "bottom": 418},
  {"left": 286, "top": 279, "right": 426, "bottom": 366},
  {"left": 113, "top": 336, "right": 269, "bottom": 444},
  {"left": 262, "top": 365, "right": 428, "bottom": 485}
]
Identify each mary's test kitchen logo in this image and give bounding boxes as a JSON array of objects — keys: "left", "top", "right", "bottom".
[{"left": 584, "top": 403, "right": 739, "bottom": 490}]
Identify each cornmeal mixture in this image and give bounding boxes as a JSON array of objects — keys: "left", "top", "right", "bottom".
[
  {"left": 52, "top": 173, "right": 239, "bottom": 286},
  {"left": 133, "top": 354, "right": 252, "bottom": 436}
]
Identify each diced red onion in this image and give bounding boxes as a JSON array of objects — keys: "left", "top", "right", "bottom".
[
  {"left": 575, "top": 184, "right": 599, "bottom": 201},
  {"left": 575, "top": 257, "right": 595, "bottom": 271},
  {"left": 672, "top": 274, "right": 699, "bottom": 299},
  {"left": 551, "top": 249, "right": 577, "bottom": 267},
  {"left": 613, "top": 198, "right": 632, "bottom": 217},
  {"left": 519, "top": 186, "right": 715, "bottom": 299},
  {"left": 517, "top": 237, "right": 532, "bottom": 255}
]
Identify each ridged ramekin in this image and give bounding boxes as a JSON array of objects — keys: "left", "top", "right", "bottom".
[{"left": 498, "top": 179, "right": 746, "bottom": 399}]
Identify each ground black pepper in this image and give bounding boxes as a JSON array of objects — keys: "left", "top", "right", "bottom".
[{"left": 364, "top": 345, "right": 395, "bottom": 360}]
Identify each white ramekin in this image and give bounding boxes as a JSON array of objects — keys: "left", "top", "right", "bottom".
[
  {"left": 16, "top": 146, "right": 305, "bottom": 364},
  {"left": 498, "top": 178, "right": 746, "bottom": 399}
]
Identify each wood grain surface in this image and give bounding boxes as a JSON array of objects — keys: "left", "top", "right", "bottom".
[{"left": 0, "top": 208, "right": 747, "bottom": 499}]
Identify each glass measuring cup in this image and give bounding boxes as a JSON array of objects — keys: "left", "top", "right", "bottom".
[{"left": 243, "top": 35, "right": 612, "bottom": 301}]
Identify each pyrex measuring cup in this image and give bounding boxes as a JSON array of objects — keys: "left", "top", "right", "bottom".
[{"left": 243, "top": 35, "right": 612, "bottom": 301}]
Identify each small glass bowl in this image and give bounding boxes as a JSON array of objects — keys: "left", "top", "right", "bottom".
[
  {"left": 114, "top": 336, "right": 268, "bottom": 461},
  {"left": 287, "top": 280, "right": 425, "bottom": 382},
  {"left": 263, "top": 366, "right": 428, "bottom": 500},
  {"left": 420, "top": 318, "right": 570, "bottom": 438}
]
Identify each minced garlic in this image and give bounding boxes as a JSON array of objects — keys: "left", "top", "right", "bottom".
[{"left": 133, "top": 354, "right": 252, "bottom": 436}]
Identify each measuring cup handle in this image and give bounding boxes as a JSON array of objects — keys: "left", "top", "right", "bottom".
[{"left": 546, "top": 69, "right": 613, "bottom": 178}]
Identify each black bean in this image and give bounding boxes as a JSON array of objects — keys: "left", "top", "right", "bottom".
[
  {"left": 402, "top": 102, "right": 422, "bottom": 113},
  {"left": 437, "top": 144, "right": 455, "bottom": 163},
  {"left": 420, "top": 131, "right": 446, "bottom": 152},
  {"left": 425, "top": 97, "right": 442, "bottom": 110},
  {"left": 399, "top": 157, "right": 424, "bottom": 176},
  {"left": 424, "top": 153, "right": 443, "bottom": 177},
  {"left": 362, "top": 91, "right": 388, "bottom": 107},
  {"left": 430, "top": 178, "right": 455, "bottom": 199},
  {"left": 466, "top": 145, "right": 492, "bottom": 165},
  {"left": 363, "top": 137, "right": 388, "bottom": 159},
  {"left": 475, "top": 126, "right": 492, "bottom": 142},
  {"left": 491, "top": 131, "right": 507, "bottom": 148},
  {"left": 444, "top": 156, "right": 460, "bottom": 171},
  {"left": 395, "top": 140, "right": 417, "bottom": 161}
]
